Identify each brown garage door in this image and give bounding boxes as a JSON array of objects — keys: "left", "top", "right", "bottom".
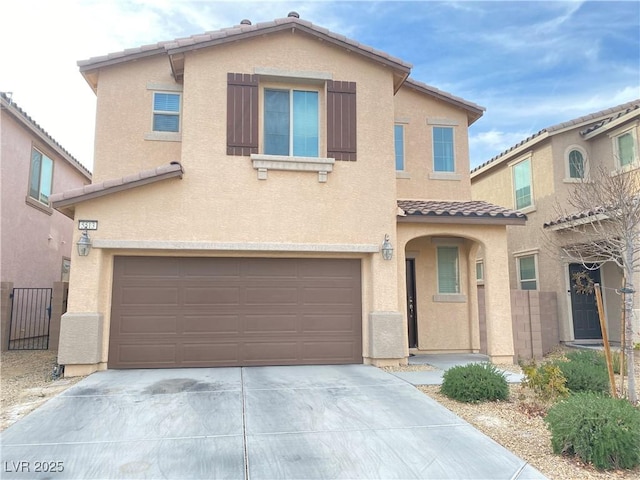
[{"left": 108, "top": 257, "right": 362, "bottom": 368}]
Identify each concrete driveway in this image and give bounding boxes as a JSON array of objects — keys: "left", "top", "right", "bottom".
[{"left": 1, "top": 365, "right": 545, "bottom": 479}]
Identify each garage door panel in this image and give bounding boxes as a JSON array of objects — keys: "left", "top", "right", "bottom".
[
  {"left": 184, "top": 286, "right": 240, "bottom": 306},
  {"left": 118, "top": 315, "right": 178, "bottom": 334},
  {"left": 115, "top": 344, "right": 177, "bottom": 365},
  {"left": 182, "top": 315, "right": 240, "bottom": 334},
  {"left": 245, "top": 315, "right": 297, "bottom": 334},
  {"left": 245, "top": 287, "right": 298, "bottom": 305},
  {"left": 121, "top": 287, "right": 179, "bottom": 306},
  {"left": 301, "top": 314, "right": 357, "bottom": 333},
  {"left": 109, "top": 257, "right": 362, "bottom": 368},
  {"left": 119, "top": 257, "right": 180, "bottom": 277},
  {"left": 182, "top": 343, "right": 240, "bottom": 365},
  {"left": 302, "top": 340, "right": 359, "bottom": 362}
]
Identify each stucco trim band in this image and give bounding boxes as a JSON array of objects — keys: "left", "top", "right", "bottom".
[{"left": 92, "top": 240, "right": 380, "bottom": 253}]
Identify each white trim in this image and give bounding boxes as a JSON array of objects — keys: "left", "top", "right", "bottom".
[
  {"left": 93, "top": 240, "right": 379, "bottom": 253},
  {"left": 515, "top": 253, "right": 539, "bottom": 291}
]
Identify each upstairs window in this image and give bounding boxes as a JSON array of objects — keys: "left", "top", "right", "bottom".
[
  {"left": 152, "top": 92, "right": 180, "bottom": 132},
  {"left": 512, "top": 158, "right": 533, "bottom": 210},
  {"left": 433, "top": 126, "right": 454, "bottom": 172},
  {"left": 29, "top": 148, "right": 53, "bottom": 205},
  {"left": 616, "top": 130, "right": 637, "bottom": 168},
  {"left": 394, "top": 124, "right": 405, "bottom": 171},
  {"left": 568, "top": 149, "right": 585, "bottom": 178},
  {"left": 437, "top": 246, "right": 460, "bottom": 294},
  {"left": 264, "top": 89, "right": 318, "bottom": 157}
]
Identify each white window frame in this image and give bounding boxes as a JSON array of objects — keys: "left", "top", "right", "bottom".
[
  {"left": 610, "top": 124, "right": 639, "bottom": 173},
  {"left": 563, "top": 145, "right": 589, "bottom": 182},
  {"left": 476, "top": 260, "right": 484, "bottom": 285},
  {"left": 28, "top": 147, "right": 53, "bottom": 206},
  {"left": 263, "top": 87, "right": 320, "bottom": 158},
  {"left": 510, "top": 155, "right": 535, "bottom": 213},
  {"left": 515, "top": 252, "right": 539, "bottom": 291},
  {"left": 394, "top": 123, "right": 405, "bottom": 172},
  {"left": 145, "top": 83, "right": 183, "bottom": 142}
]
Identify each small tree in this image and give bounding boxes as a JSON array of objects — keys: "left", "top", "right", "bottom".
[{"left": 546, "top": 164, "right": 638, "bottom": 404}]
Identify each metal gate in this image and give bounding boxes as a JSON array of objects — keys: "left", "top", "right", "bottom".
[{"left": 8, "top": 288, "right": 52, "bottom": 350}]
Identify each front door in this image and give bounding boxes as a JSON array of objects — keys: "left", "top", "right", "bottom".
[
  {"left": 569, "top": 263, "right": 603, "bottom": 340},
  {"left": 406, "top": 259, "right": 418, "bottom": 348}
]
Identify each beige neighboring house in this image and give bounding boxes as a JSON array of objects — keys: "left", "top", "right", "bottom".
[
  {"left": 471, "top": 100, "right": 640, "bottom": 347},
  {"left": 1, "top": 92, "right": 92, "bottom": 349},
  {"left": 52, "top": 14, "right": 525, "bottom": 377}
]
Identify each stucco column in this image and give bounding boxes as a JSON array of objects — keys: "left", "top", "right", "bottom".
[
  {"left": 365, "top": 236, "right": 405, "bottom": 366},
  {"left": 483, "top": 239, "right": 515, "bottom": 364},
  {"left": 58, "top": 240, "right": 108, "bottom": 377}
]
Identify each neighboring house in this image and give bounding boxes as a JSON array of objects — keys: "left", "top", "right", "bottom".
[
  {"left": 1, "top": 92, "right": 91, "bottom": 287},
  {"left": 471, "top": 100, "right": 640, "bottom": 346},
  {"left": 52, "top": 14, "right": 525, "bottom": 377},
  {"left": 1, "top": 92, "right": 92, "bottom": 350}
]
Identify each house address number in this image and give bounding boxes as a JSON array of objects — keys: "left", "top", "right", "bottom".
[{"left": 78, "top": 220, "right": 98, "bottom": 230}]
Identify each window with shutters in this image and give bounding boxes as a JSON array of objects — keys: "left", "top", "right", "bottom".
[{"left": 227, "top": 73, "right": 356, "bottom": 161}]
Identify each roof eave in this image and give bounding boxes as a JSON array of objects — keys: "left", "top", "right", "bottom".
[
  {"left": 51, "top": 164, "right": 184, "bottom": 218},
  {"left": 397, "top": 214, "right": 527, "bottom": 226},
  {"left": 582, "top": 110, "right": 640, "bottom": 140}
]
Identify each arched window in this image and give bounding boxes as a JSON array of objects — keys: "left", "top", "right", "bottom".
[{"left": 568, "top": 149, "right": 584, "bottom": 178}]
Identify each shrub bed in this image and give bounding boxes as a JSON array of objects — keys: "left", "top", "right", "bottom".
[{"left": 440, "top": 362, "right": 508, "bottom": 403}]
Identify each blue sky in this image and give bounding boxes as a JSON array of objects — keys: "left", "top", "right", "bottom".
[{"left": 2, "top": 0, "right": 638, "bottom": 171}]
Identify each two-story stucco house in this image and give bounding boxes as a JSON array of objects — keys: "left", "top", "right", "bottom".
[
  {"left": 52, "top": 14, "right": 525, "bottom": 377},
  {"left": 471, "top": 100, "right": 640, "bottom": 347}
]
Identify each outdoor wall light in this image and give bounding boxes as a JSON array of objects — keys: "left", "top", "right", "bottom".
[
  {"left": 381, "top": 234, "right": 394, "bottom": 260},
  {"left": 77, "top": 230, "right": 92, "bottom": 256}
]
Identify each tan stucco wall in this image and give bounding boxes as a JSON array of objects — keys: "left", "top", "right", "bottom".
[
  {"left": 1, "top": 110, "right": 90, "bottom": 287},
  {"left": 394, "top": 87, "right": 471, "bottom": 201},
  {"left": 397, "top": 222, "right": 514, "bottom": 362}
]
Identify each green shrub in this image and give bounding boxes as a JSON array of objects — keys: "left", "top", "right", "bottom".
[
  {"left": 440, "top": 363, "right": 508, "bottom": 403},
  {"left": 545, "top": 393, "right": 640, "bottom": 470},
  {"left": 552, "top": 350, "right": 609, "bottom": 394},
  {"left": 522, "top": 362, "right": 569, "bottom": 402}
]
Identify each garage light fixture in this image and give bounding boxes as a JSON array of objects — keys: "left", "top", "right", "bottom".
[
  {"left": 381, "top": 234, "right": 393, "bottom": 260},
  {"left": 77, "top": 230, "right": 92, "bottom": 256}
]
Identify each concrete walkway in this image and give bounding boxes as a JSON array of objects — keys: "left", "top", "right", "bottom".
[
  {"left": 390, "top": 353, "right": 526, "bottom": 385},
  {"left": 1, "top": 363, "right": 543, "bottom": 479}
]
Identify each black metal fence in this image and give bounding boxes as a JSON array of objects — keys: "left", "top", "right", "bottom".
[{"left": 8, "top": 288, "right": 52, "bottom": 350}]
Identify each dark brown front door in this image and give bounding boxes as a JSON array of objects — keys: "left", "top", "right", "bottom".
[
  {"left": 569, "top": 263, "right": 602, "bottom": 340},
  {"left": 109, "top": 257, "right": 362, "bottom": 368},
  {"left": 406, "top": 259, "right": 418, "bottom": 348}
]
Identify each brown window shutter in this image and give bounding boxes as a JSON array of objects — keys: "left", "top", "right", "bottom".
[
  {"left": 227, "top": 73, "right": 258, "bottom": 156},
  {"left": 327, "top": 81, "right": 357, "bottom": 161}
]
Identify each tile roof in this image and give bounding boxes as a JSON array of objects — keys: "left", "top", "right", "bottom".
[
  {"left": 543, "top": 206, "right": 608, "bottom": 229},
  {"left": 397, "top": 200, "right": 526, "bottom": 225},
  {"left": 0, "top": 92, "right": 92, "bottom": 178},
  {"left": 78, "top": 14, "right": 412, "bottom": 73},
  {"left": 471, "top": 99, "right": 640, "bottom": 176},
  {"left": 51, "top": 162, "right": 183, "bottom": 218}
]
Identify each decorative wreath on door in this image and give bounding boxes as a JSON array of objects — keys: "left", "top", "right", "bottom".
[{"left": 572, "top": 271, "right": 595, "bottom": 295}]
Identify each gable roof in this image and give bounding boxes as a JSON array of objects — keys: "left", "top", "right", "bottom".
[
  {"left": 78, "top": 13, "right": 412, "bottom": 93},
  {"left": 397, "top": 200, "right": 526, "bottom": 225},
  {"left": 471, "top": 99, "right": 640, "bottom": 178},
  {"left": 51, "top": 162, "right": 183, "bottom": 218},
  {"left": 0, "top": 92, "right": 92, "bottom": 179},
  {"left": 403, "top": 78, "right": 485, "bottom": 126}
]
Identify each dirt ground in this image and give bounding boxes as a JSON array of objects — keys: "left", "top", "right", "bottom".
[{"left": 1, "top": 348, "right": 639, "bottom": 479}]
